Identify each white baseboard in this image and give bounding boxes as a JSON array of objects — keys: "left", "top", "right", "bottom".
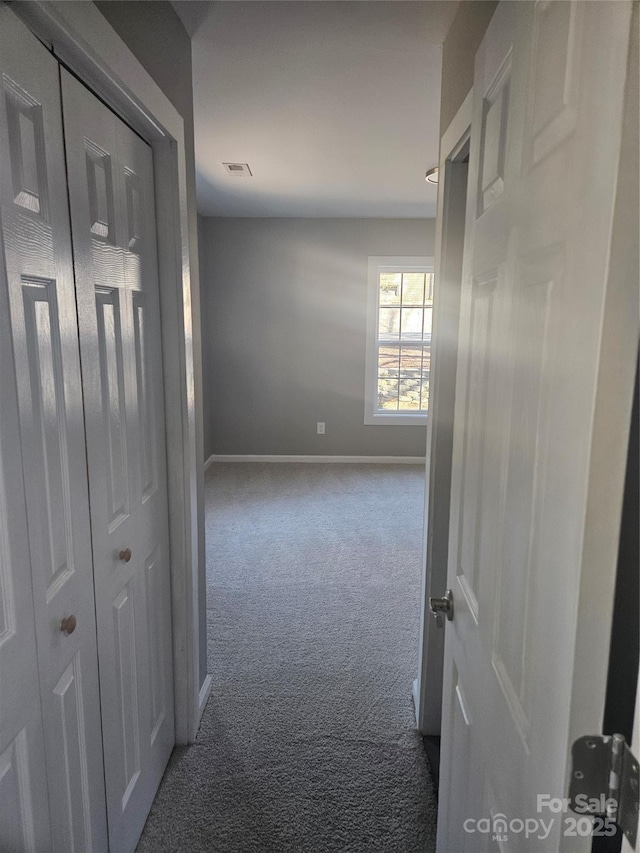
[
  {"left": 197, "top": 674, "right": 213, "bottom": 727},
  {"left": 205, "top": 454, "right": 425, "bottom": 467}
]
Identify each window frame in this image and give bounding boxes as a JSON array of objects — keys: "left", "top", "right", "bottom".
[{"left": 364, "top": 255, "right": 434, "bottom": 426}]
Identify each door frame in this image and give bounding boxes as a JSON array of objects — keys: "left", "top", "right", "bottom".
[
  {"left": 414, "top": 89, "right": 473, "bottom": 735},
  {"left": 8, "top": 0, "right": 206, "bottom": 744}
]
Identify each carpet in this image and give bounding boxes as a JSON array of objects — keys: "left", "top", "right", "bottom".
[{"left": 137, "top": 462, "right": 437, "bottom": 852}]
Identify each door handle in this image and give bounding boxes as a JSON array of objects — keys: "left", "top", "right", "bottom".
[
  {"left": 60, "top": 614, "right": 77, "bottom": 635},
  {"left": 429, "top": 589, "right": 454, "bottom": 628}
]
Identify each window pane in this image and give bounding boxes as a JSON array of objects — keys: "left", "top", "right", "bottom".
[
  {"left": 401, "top": 273, "right": 425, "bottom": 305},
  {"left": 379, "top": 273, "right": 401, "bottom": 306},
  {"left": 399, "top": 378, "right": 421, "bottom": 410},
  {"left": 378, "top": 345, "right": 400, "bottom": 377},
  {"left": 420, "top": 379, "right": 430, "bottom": 410},
  {"left": 378, "top": 378, "right": 399, "bottom": 410},
  {"left": 400, "top": 307, "right": 423, "bottom": 341},
  {"left": 425, "top": 273, "right": 434, "bottom": 303},
  {"left": 379, "top": 307, "right": 400, "bottom": 340},
  {"left": 423, "top": 306, "right": 433, "bottom": 340},
  {"left": 399, "top": 345, "right": 423, "bottom": 376},
  {"left": 421, "top": 352, "right": 430, "bottom": 409}
]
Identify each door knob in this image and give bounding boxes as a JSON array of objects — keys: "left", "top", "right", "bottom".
[
  {"left": 429, "top": 589, "right": 454, "bottom": 628},
  {"left": 118, "top": 547, "right": 132, "bottom": 563},
  {"left": 60, "top": 615, "right": 77, "bottom": 635}
]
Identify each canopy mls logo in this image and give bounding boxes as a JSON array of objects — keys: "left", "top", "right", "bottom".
[
  {"left": 463, "top": 815, "right": 555, "bottom": 842},
  {"left": 463, "top": 795, "right": 620, "bottom": 843}
]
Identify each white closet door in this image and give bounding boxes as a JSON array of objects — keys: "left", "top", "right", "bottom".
[
  {"left": 0, "top": 9, "right": 109, "bottom": 853},
  {"left": 0, "top": 15, "right": 52, "bottom": 849},
  {"left": 61, "top": 70, "right": 175, "bottom": 853}
]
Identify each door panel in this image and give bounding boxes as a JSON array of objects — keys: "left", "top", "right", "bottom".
[
  {"left": 112, "top": 581, "right": 143, "bottom": 806},
  {"left": 132, "top": 291, "right": 159, "bottom": 501},
  {"left": 0, "top": 729, "right": 45, "bottom": 852},
  {"left": 0, "top": 9, "right": 108, "bottom": 852},
  {"left": 52, "top": 654, "right": 96, "bottom": 849},
  {"left": 0, "top": 205, "right": 51, "bottom": 853},
  {"left": 62, "top": 69, "right": 175, "bottom": 853},
  {"left": 438, "top": 3, "right": 636, "bottom": 851},
  {"left": 95, "top": 285, "right": 130, "bottom": 526}
]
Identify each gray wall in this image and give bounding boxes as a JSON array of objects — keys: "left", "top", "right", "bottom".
[
  {"left": 200, "top": 217, "right": 434, "bottom": 458},
  {"left": 440, "top": 1, "right": 497, "bottom": 132},
  {"left": 95, "top": 1, "right": 208, "bottom": 689}
]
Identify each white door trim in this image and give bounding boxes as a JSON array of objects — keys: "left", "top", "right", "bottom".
[
  {"left": 10, "top": 0, "right": 202, "bottom": 744},
  {"left": 414, "top": 89, "right": 473, "bottom": 735}
]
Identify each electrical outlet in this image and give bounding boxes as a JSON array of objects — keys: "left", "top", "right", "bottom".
[{"left": 317, "top": 422, "right": 325, "bottom": 435}]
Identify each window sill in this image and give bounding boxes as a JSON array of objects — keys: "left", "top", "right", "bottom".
[{"left": 364, "top": 412, "right": 428, "bottom": 426}]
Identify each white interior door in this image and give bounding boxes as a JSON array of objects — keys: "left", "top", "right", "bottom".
[
  {"left": 61, "top": 69, "right": 175, "bottom": 853},
  {"left": 0, "top": 9, "right": 109, "bottom": 852},
  {"left": 437, "top": 2, "right": 636, "bottom": 852}
]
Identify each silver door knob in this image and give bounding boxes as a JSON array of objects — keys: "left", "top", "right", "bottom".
[{"left": 429, "top": 589, "right": 454, "bottom": 627}]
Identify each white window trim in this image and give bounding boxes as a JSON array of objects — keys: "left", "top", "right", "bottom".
[{"left": 365, "top": 255, "right": 434, "bottom": 426}]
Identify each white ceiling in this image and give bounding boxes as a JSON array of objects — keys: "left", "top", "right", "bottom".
[{"left": 172, "top": 1, "right": 456, "bottom": 218}]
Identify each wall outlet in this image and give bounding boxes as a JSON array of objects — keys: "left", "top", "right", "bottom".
[{"left": 317, "top": 422, "right": 326, "bottom": 435}]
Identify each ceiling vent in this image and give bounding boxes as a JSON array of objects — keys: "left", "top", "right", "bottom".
[{"left": 223, "top": 162, "right": 252, "bottom": 176}]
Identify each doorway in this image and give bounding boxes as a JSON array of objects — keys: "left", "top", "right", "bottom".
[
  {"left": 10, "top": 0, "right": 203, "bottom": 747},
  {"left": 0, "top": 4, "right": 204, "bottom": 851},
  {"left": 415, "top": 90, "right": 473, "bottom": 743}
]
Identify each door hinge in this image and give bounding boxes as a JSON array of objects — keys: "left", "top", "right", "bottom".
[{"left": 569, "top": 734, "right": 639, "bottom": 848}]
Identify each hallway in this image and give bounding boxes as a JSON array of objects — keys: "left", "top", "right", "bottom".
[{"left": 137, "top": 463, "right": 437, "bottom": 852}]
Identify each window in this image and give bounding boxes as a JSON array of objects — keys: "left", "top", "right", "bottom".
[{"left": 364, "top": 256, "right": 434, "bottom": 425}]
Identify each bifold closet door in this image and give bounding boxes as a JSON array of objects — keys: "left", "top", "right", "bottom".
[
  {"left": 61, "top": 70, "right": 175, "bottom": 853},
  {"left": 0, "top": 9, "right": 109, "bottom": 852},
  {"left": 0, "top": 14, "right": 53, "bottom": 849}
]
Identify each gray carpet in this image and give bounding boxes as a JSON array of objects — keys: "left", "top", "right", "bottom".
[{"left": 137, "top": 462, "right": 437, "bottom": 852}]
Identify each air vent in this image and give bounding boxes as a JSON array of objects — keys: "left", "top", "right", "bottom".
[{"left": 223, "top": 162, "right": 252, "bottom": 176}]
